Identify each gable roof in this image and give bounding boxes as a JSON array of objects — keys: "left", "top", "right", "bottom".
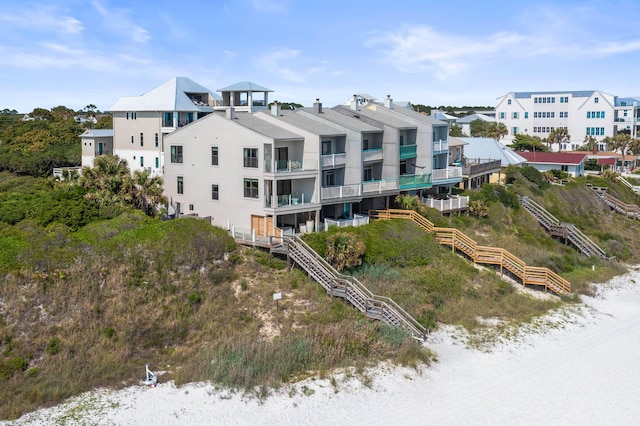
[
  {"left": 81, "top": 129, "right": 113, "bottom": 137},
  {"left": 217, "top": 82, "right": 272, "bottom": 92},
  {"left": 455, "top": 137, "right": 527, "bottom": 166},
  {"left": 517, "top": 151, "right": 587, "bottom": 165},
  {"left": 456, "top": 113, "right": 495, "bottom": 124},
  {"left": 109, "top": 77, "right": 220, "bottom": 112}
]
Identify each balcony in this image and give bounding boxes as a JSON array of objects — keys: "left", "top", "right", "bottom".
[
  {"left": 432, "top": 166, "right": 463, "bottom": 183},
  {"left": 321, "top": 152, "right": 346, "bottom": 168},
  {"left": 433, "top": 139, "right": 448, "bottom": 153},
  {"left": 321, "top": 184, "right": 362, "bottom": 201},
  {"left": 399, "top": 173, "right": 431, "bottom": 190},
  {"left": 422, "top": 195, "right": 469, "bottom": 213},
  {"left": 362, "top": 147, "right": 383, "bottom": 162},
  {"left": 462, "top": 159, "right": 502, "bottom": 176},
  {"left": 264, "top": 159, "right": 318, "bottom": 173},
  {"left": 362, "top": 179, "right": 399, "bottom": 194},
  {"left": 264, "top": 193, "right": 314, "bottom": 208},
  {"left": 399, "top": 144, "right": 417, "bottom": 160}
]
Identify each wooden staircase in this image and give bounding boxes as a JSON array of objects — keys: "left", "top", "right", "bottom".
[
  {"left": 586, "top": 184, "right": 640, "bottom": 220},
  {"left": 369, "top": 209, "right": 571, "bottom": 296},
  {"left": 274, "top": 235, "right": 428, "bottom": 341},
  {"left": 519, "top": 196, "right": 608, "bottom": 259}
]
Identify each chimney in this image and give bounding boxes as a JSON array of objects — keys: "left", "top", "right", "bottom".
[
  {"left": 271, "top": 101, "right": 281, "bottom": 116},
  {"left": 384, "top": 94, "right": 393, "bottom": 109},
  {"left": 350, "top": 94, "right": 360, "bottom": 111},
  {"left": 313, "top": 98, "right": 322, "bottom": 113},
  {"left": 226, "top": 107, "right": 235, "bottom": 120}
]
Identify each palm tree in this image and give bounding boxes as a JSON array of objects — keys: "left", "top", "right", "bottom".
[
  {"left": 583, "top": 135, "right": 598, "bottom": 152},
  {"left": 124, "top": 169, "right": 167, "bottom": 216},
  {"left": 547, "top": 128, "right": 570, "bottom": 151},
  {"left": 609, "top": 133, "right": 632, "bottom": 171},
  {"left": 80, "top": 155, "right": 130, "bottom": 205}
]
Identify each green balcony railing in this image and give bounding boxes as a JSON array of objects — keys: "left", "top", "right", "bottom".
[
  {"left": 399, "top": 144, "right": 417, "bottom": 160},
  {"left": 399, "top": 173, "right": 431, "bottom": 189}
]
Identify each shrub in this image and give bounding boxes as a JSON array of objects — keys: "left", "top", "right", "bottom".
[
  {"left": 187, "top": 291, "right": 202, "bottom": 305},
  {"left": 325, "top": 232, "right": 365, "bottom": 272},
  {"left": 45, "top": 337, "right": 61, "bottom": 355}
]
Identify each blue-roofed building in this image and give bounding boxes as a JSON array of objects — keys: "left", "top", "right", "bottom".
[
  {"left": 496, "top": 90, "right": 640, "bottom": 151},
  {"left": 81, "top": 128, "right": 113, "bottom": 168}
]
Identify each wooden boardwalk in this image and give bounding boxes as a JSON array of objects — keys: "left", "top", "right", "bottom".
[{"left": 369, "top": 209, "right": 571, "bottom": 296}]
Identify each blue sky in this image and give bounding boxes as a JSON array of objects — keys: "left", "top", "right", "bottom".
[{"left": 2, "top": 0, "right": 640, "bottom": 113}]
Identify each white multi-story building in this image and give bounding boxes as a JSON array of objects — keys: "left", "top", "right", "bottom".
[{"left": 496, "top": 90, "right": 640, "bottom": 150}]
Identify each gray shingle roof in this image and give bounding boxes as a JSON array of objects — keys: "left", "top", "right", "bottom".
[
  {"left": 333, "top": 105, "right": 417, "bottom": 129},
  {"left": 233, "top": 112, "right": 302, "bottom": 141},
  {"left": 299, "top": 107, "right": 382, "bottom": 132},
  {"left": 261, "top": 110, "right": 347, "bottom": 137}
]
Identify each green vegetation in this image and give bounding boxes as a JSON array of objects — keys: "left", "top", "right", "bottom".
[{"left": 3, "top": 165, "right": 640, "bottom": 420}]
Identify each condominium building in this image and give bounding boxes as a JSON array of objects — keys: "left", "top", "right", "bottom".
[
  {"left": 163, "top": 93, "right": 461, "bottom": 235},
  {"left": 496, "top": 90, "right": 640, "bottom": 150}
]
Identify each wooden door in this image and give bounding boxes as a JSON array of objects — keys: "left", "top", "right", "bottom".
[{"left": 251, "top": 215, "right": 265, "bottom": 237}]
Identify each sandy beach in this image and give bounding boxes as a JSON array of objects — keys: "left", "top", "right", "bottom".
[{"left": 5, "top": 267, "right": 640, "bottom": 426}]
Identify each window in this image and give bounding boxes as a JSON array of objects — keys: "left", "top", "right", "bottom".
[
  {"left": 508, "top": 99, "right": 512, "bottom": 105},
  {"left": 551, "top": 112, "right": 555, "bottom": 118},
  {"left": 140, "top": 132, "right": 144, "bottom": 147},
  {"left": 524, "top": 112, "right": 528, "bottom": 119},
  {"left": 400, "top": 160, "right": 407, "bottom": 175},
  {"left": 211, "top": 146, "right": 219, "bottom": 165},
  {"left": 163, "top": 112, "right": 173, "bottom": 127},
  {"left": 140, "top": 156, "right": 144, "bottom": 167},
  {"left": 500, "top": 112, "right": 505, "bottom": 119},
  {"left": 155, "top": 157, "right": 159, "bottom": 168},
  {"left": 363, "top": 166, "right": 372, "bottom": 181},
  {"left": 551, "top": 97, "right": 555, "bottom": 103},
  {"left": 587, "top": 112, "right": 591, "bottom": 119},
  {"left": 323, "top": 170, "right": 335, "bottom": 186},
  {"left": 170, "top": 145, "right": 183, "bottom": 163},
  {"left": 211, "top": 184, "right": 219, "bottom": 200},
  {"left": 243, "top": 178, "right": 258, "bottom": 198},
  {"left": 133, "top": 112, "right": 137, "bottom": 119},
  {"left": 189, "top": 204, "right": 194, "bottom": 211},
  {"left": 399, "top": 135, "right": 404, "bottom": 145},
  {"left": 155, "top": 133, "right": 159, "bottom": 148},
  {"left": 177, "top": 176, "right": 183, "bottom": 194},
  {"left": 594, "top": 97, "right": 599, "bottom": 103},
  {"left": 322, "top": 140, "right": 331, "bottom": 155},
  {"left": 602, "top": 111, "right": 605, "bottom": 119},
  {"left": 131, "top": 135, "right": 134, "bottom": 144},
  {"left": 126, "top": 112, "right": 129, "bottom": 119},
  {"left": 363, "top": 139, "right": 369, "bottom": 150},
  {"left": 512, "top": 127, "right": 518, "bottom": 135},
  {"left": 512, "top": 112, "right": 518, "bottom": 119},
  {"left": 243, "top": 148, "right": 258, "bottom": 168}
]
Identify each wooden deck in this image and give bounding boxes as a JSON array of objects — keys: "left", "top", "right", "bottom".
[{"left": 369, "top": 209, "right": 571, "bottom": 296}]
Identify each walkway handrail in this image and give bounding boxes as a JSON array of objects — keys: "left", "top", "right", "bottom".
[
  {"left": 284, "top": 235, "right": 428, "bottom": 340},
  {"left": 369, "top": 209, "right": 571, "bottom": 295}
]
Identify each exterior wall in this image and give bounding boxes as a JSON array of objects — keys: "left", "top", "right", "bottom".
[
  {"left": 496, "top": 91, "right": 619, "bottom": 150},
  {"left": 112, "top": 111, "right": 164, "bottom": 175},
  {"left": 163, "top": 114, "right": 270, "bottom": 231},
  {"left": 81, "top": 135, "right": 113, "bottom": 168},
  {"left": 526, "top": 163, "right": 583, "bottom": 177}
]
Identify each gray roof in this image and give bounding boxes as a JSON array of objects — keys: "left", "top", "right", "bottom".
[
  {"left": 456, "top": 113, "right": 495, "bottom": 124},
  {"left": 376, "top": 104, "right": 445, "bottom": 126},
  {"left": 261, "top": 110, "right": 347, "bottom": 137},
  {"left": 333, "top": 105, "right": 417, "bottom": 129},
  {"left": 81, "top": 129, "right": 113, "bottom": 137},
  {"left": 512, "top": 90, "right": 596, "bottom": 99},
  {"left": 217, "top": 82, "right": 272, "bottom": 92},
  {"left": 299, "top": 107, "right": 382, "bottom": 133},
  {"left": 232, "top": 112, "right": 302, "bottom": 141},
  {"left": 109, "top": 77, "right": 220, "bottom": 112},
  {"left": 455, "top": 137, "right": 527, "bottom": 166}
]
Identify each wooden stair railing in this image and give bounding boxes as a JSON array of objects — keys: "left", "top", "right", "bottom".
[
  {"left": 519, "top": 196, "right": 608, "bottom": 259},
  {"left": 282, "top": 235, "right": 428, "bottom": 340},
  {"left": 587, "top": 184, "right": 640, "bottom": 220},
  {"left": 369, "top": 209, "right": 571, "bottom": 296}
]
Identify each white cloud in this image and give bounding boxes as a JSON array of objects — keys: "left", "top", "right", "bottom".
[
  {"left": 91, "top": 0, "right": 150, "bottom": 44},
  {"left": 0, "top": 7, "right": 84, "bottom": 34},
  {"left": 256, "top": 48, "right": 326, "bottom": 83}
]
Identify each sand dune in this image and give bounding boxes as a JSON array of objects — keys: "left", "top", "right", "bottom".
[{"left": 6, "top": 267, "right": 640, "bottom": 425}]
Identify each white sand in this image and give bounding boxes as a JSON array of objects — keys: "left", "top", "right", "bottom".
[{"left": 5, "top": 267, "right": 640, "bottom": 426}]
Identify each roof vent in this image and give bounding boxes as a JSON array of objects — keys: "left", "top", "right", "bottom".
[{"left": 313, "top": 98, "right": 322, "bottom": 113}]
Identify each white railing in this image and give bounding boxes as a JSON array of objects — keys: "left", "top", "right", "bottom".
[
  {"left": 362, "top": 148, "right": 383, "bottom": 162},
  {"left": 53, "top": 167, "right": 82, "bottom": 180},
  {"left": 433, "top": 139, "right": 448, "bottom": 152},
  {"left": 272, "top": 159, "right": 319, "bottom": 173},
  {"left": 431, "top": 166, "right": 462, "bottom": 181},
  {"left": 362, "top": 179, "right": 399, "bottom": 194},
  {"left": 422, "top": 195, "right": 469, "bottom": 212},
  {"left": 321, "top": 184, "right": 362, "bottom": 200},
  {"left": 325, "top": 214, "right": 369, "bottom": 229},
  {"left": 321, "top": 152, "right": 346, "bottom": 168}
]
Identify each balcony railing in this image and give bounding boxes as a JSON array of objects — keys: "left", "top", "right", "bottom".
[
  {"left": 321, "top": 152, "right": 346, "bottom": 168},
  {"left": 462, "top": 159, "right": 502, "bottom": 176},
  {"left": 399, "top": 144, "right": 417, "bottom": 160},
  {"left": 422, "top": 195, "right": 469, "bottom": 212},
  {"left": 264, "top": 159, "right": 318, "bottom": 173},
  {"left": 324, "top": 214, "right": 369, "bottom": 229},
  {"left": 362, "top": 179, "right": 399, "bottom": 194},
  {"left": 362, "top": 148, "right": 383, "bottom": 162},
  {"left": 321, "top": 184, "right": 362, "bottom": 201},
  {"left": 265, "top": 193, "right": 312, "bottom": 208},
  {"left": 431, "top": 166, "right": 462, "bottom": 182},
  {"left": 433, "top": 139, "right": 448, "bottom": 152},
  {"left": 399, "top": 173, "right": 431, "bottom": 189}
]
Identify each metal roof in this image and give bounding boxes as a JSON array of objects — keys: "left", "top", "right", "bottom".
[
  {"left": 516, "top": 151, "right": 587, "bottom": 165},
  {"left": 513, "top": 90, "right": 595, "bottom": 99},
  {"left": 456, "top": 137, "right": 527, "bottom": 165},
  {"left": 456, "top": 113, "right": 495, "bottom": 124},
  {"left": 299, "top": 107, "right": 382, "bottom": 133},
  {"left": 81, "top": 129, "right": 113, "bottom": 137},
  {"left": 333, "top": 105, "right": 417, "bottom": 129},
  {"left": 109, "top": 77, "right": 220, "bottom": 112},
  {"left": 217, "top": 82, "right": 273, "bottom": 92},
  {"left": 260, "top": 110, "right": 347, "bottom": 137}
]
